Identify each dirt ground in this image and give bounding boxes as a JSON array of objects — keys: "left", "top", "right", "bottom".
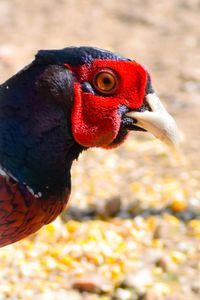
[{"left": 0, "top": 0, "right": 200, "bottom": 299}]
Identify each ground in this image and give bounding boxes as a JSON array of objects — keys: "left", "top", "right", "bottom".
[{"left": 0, "top": 0, "right": 200, "bottom": 299}]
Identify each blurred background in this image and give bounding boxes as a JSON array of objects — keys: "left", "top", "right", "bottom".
[{"left": 0, "top": 0, "right": 200, "bottom": 299}]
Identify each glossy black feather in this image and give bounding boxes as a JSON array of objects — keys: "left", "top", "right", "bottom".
[
  {"left": 35, "top": 46, "right": 130, "bottom": 66},
  {"left": 0, "top": 63, "right": 84, "bottom": 198}
]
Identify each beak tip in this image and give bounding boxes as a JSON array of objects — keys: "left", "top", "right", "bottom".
[{"left": 126, "top": 93, "right": 181, "bottom": 148}]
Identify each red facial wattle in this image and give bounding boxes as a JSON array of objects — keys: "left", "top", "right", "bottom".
[{"left": 69, "top": 59, "right": 148, "bottom": 148}]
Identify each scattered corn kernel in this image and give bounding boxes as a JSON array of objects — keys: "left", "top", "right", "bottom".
[
  {"left": 169, "top": 198, "right": 188, "bottom": 212},
  {"left": 170, "top": 251, "right": 186, "bottom": 264}
]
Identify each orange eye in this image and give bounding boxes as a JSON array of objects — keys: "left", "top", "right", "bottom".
[{"left": 93, "top": 69, "right": 118, "bottom": 94}]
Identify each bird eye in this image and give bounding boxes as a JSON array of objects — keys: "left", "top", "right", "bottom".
[{"left": 93, "top": 69, "right": 118, "bottom": 94}]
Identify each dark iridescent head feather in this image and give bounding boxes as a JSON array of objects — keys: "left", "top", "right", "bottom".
[{"left": 35, "top": 46, "right": 130, "bottom": 66}]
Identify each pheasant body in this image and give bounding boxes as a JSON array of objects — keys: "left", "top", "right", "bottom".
[{"left": 0, "top": 176, "right": 70, "bottom": 247}]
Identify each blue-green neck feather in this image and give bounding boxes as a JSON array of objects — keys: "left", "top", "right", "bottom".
[{"left": 0, "top": 62, "right": 83, "bottom": 198}]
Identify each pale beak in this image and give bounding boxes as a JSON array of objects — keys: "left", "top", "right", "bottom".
[{"left": 126, "top": 93, "right": 181, "bottom": 147}]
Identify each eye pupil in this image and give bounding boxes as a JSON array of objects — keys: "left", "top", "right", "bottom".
[
  {"left": 93, "top": 69, "right": 118, "bottom": 94},
  {"left": 103, "top": 77, "right": 111, "bottom": 85}
]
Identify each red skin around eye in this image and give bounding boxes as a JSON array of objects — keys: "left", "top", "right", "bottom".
[{"left": 69, "top": 59, "right": 147, "bottom": 148}]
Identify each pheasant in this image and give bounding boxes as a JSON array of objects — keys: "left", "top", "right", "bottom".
[{"left": 0, "top": 47, "right": 179, "bottom": 247}]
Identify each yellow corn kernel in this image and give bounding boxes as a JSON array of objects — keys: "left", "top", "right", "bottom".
[
  {"left": 169, "top": 198, "right": 188, "bottom": 212},
  {"left": 170, "top": 251, "right": 186, "bottom": 264}
]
